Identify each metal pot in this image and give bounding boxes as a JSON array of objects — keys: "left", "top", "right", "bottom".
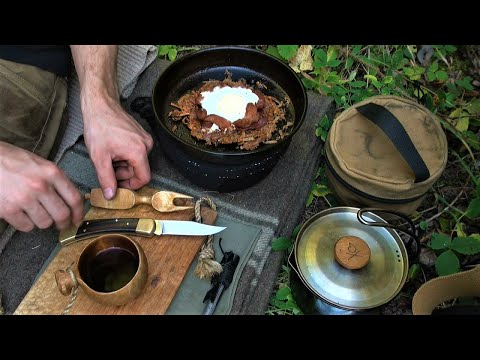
[
  {"left": 150, "top": 46, "right": 307, "bottom": 192},
  {"left": 289, "top": 207, "right": 420, "bottom": 315}
]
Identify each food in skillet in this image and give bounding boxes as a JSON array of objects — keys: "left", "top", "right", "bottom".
[{"left": 168, "top": 74, "right": 293, "bottom": 150}]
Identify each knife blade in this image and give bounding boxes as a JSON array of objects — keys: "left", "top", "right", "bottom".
[{"left": 59, "top": 218, "right": 226, "bottom": 246}]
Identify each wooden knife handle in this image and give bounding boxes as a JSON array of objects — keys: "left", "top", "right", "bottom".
[{"left": 59, "top": 218, "right": 155, "bottom": 246}]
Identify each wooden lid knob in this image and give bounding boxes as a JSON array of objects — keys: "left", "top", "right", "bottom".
[
  {"left": 334, "top": 236, "right": 371, "bottom": 270},
  {"left": 55, "top": 270, "right": 75, "bottom": 296}
]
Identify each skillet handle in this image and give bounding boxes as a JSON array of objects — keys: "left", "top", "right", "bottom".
[{"left": 357, "top": 208, "right": 420, "bottom": 261}]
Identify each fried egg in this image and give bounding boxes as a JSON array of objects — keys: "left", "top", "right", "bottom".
[{"left": 200, "top": 86, "right": 259, "bottom": 122}]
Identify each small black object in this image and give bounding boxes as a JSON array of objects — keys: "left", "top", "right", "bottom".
[{"left": 202, "top": 246, "right": 240, "bottom": 315}]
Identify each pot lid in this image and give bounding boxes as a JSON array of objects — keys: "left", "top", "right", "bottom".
[{"left": 294, "top": 207, "right": 408, "bottom": 310}]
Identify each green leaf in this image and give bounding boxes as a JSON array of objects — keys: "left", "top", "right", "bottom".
[
  {"left": 276, "top": 286, "right": 291, "bottom": 300},
  {"left": 292, "top": 224, "right": 302, "bottom": 240},
  {"left": 327, "top": 59, "right": 342, "bottom": 68},
  {"left": 306, "top": 191, "right": 314, "bottom": 207},
  {"left": 266, "top": 45, "right": 282, "bottom": 60},
  {"left": 455, "top": 117, "right": 470, "bottom": 132},
  {"left": 350, "top": 81, "right": 366, "bottom": 88},
  {"left": 429, "top": 61, "right": 439, "bottom": 73},
  {"left": 445, "top": 45, "right": 457, "bottom": 53},
  {"left": 466, "top": 99, "right": 480, "bottom": 115},
  {"left": 271, "top": 236, "right": 292, "bottom": 251},
  {"left": 407, "top": 263, "right": 421, "bottom": 281},
  {"left": 167, "top": 48, "right": 177, "bottom": 61},
  {"left": 157, "top": 45, "right": 172, "bottom": 56},
  {"left": 427, "top": 71, "right": 436, "bottom": 82},
  {"left": 292, "top": 307, "right": 302, "bottom": 315},
  {"left": 383, "top": 76, "right": 394, "bottom": 84},
  {"left": 314, "top": 48, "right": 327, "bottom": 63},
  {"left": 450, "top": 236, "right": 480, "bottom": 255},
  {"left": 277, "top": 45, "right": 298, "bottom": 61},
  {"left": 351, "top": 45, "right": 362, "bottom": 56},
  {"left": 436, "top": 250, "right": 460, "bottom": 276},
  {"left": 345, "top": 57, "right": 354, "bottom": 70},
  {"left": 428, "top": 233, "right": 451, "bottom": 250},
  {"left": 456, "top": 76, "right": 474, "bottom": 91},
  {"left": 419, "top": 221, "right": 429, "bottom": 231},
  {"left": 466, "top": 197, "right": 480, "bottom": 218},
  {"left": 302, "top": 77, "right": 318, "bottom": 90},
  {"left": 439, "top": 217, "right": 452, "bottom": 232},
  {"left": 455, "top": 222, "right": 467, "bottom": 237},
  {"left": 436, "top": 70, "right": 448, "bottom": 81},
  {"left": 311, "top": 184, "right": 332, "bottom": 197},
  {"left": 364, "top": 74, "right": 378, "bottom": 82},
  {"left": 476, "top": 182, "right": 480, "bottom": 196},
  {"left": 319, "top": 114, "right": 330, "bottom": 128},
  {"left": 327, "top": 46, "right": 337, "bottom": 62}
]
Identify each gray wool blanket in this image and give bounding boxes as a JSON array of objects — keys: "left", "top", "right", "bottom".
[{"left": 0, "top": 57, "right": 334, "bottom": 315}]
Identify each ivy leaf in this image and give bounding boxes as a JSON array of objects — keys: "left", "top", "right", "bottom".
[
  {"left": 428, "top": 233, "right": 451, "bottom": 250},
  {"left": 275, "top": 286, "right": 291, "bottom": 300},
  {"left": 266, "top": 45, "right": 282, "bottom": 60},
  {"left": 157, "top": 45, "right": 172, "bottom": 56},
  {"left": 436, "top": 70, "right": 448, "bottom": 81},
  {"left": 419, "top": 221, "right": 429, "bottom": 231},
  {"left": 167, "top": 48, "right": 177, "bottom": 61},
  {"left": 277, "top": 45, "right": 299, "bottom": 61},
  {"left": 302, "top": 77, "right": 318, "bottom": 90},
  {"left": 435, "top": 250, "right": 460, "bottom": 276},
  {"left": 271, "top": 236, "right": 292, "bottom": 251},
  {"left": 466, "top": 197, "right": 480, "bottom": 218},
  {"left": 450, "top": 236, "right": 480, "bottom": 255}
]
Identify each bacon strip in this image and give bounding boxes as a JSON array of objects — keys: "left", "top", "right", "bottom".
[
  {"left": 204, "top": 114, "right": 235, "bottom": 131},
  {"left": 233, "top": 103, "right": 260, "bottom": 128}
]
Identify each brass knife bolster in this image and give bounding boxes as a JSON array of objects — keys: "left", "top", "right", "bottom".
[{"left": 59, "top": 218, "right": 157, "bottom": 246}]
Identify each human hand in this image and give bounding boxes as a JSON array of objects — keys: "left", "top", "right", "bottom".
[
  {"left": 82, "top": 100, "right": 154, "bottom": 200},
  {"left": 0, "top": 142, "right": 84, "bottom": 232}
]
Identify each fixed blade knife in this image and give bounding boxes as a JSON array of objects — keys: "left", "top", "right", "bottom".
[{"left": 59, "top": 218, "right": 226, "bottom": 246}]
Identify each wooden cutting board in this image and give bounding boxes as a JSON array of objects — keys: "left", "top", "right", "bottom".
[{"left": 14, "top": 186, "right": 217, "bottom": 315}]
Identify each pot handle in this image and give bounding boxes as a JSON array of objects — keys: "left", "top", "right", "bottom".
[
  {"left": 287, "top": 246, "right": 304, "bottom": 280},
  {"left": 357, "top": 208, "right": 420, "bottom": 260}
]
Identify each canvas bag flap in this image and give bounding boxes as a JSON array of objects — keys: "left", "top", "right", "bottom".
[{"left": 326, "top": 95, "right": 448, "bottom": 200}]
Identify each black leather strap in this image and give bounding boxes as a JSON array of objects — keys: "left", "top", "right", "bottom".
[{"left": 356, "top": 103, "right": 430, "bottom": 183}]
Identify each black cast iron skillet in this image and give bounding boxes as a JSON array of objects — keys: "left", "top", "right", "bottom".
[{"left": 150, "top": 46, "right": 307, "bottom": 192}]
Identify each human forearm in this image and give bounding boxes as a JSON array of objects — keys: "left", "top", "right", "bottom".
[
  {"left": 70, "top": 45, "right": 119, "bottom": 114},
  {"left": 69, "top": 45, "right": 153, "bottom": 199}
]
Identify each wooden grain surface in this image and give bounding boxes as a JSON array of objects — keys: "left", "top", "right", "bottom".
[{"left": 14, "top": 186, "right": 217, "bottom": 315}]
